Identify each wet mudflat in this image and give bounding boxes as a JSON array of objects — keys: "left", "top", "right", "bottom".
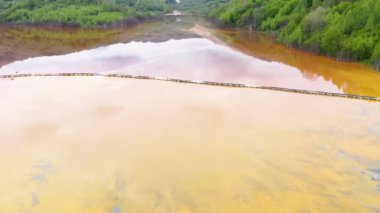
[{"left": 0, "top": 77, "right": 379, "bottom": 212}]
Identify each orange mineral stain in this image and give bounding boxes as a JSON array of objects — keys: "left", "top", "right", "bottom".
[{"left": 0, "top": 77, "right": 379, "bottom": 212}]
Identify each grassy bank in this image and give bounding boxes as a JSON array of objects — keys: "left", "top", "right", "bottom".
[{"left": 0, "top": 0, "right": 173, "bottom": 27}]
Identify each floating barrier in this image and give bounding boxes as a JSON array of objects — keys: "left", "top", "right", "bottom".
[{"left": 1, "top": 73, "right": 380, "bottom": 102}]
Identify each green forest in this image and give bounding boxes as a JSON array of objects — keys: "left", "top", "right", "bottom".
[
  {"left": 1, "top": 0, "right": 379, "bottom": 69},
  {"left": 0, "top": 0, "right": 174, "bottom": 26},
  {"left": 180, "top": 0, "right": 380, "bottom": 70},
  {"left": 177, "top": 0, "right": 227, "bottom": 15}
]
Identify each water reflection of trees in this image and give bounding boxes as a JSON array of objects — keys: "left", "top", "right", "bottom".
[
  {"left": 2, "top": 16, "right": 380, "bottom": 96},
  {"left": 0, "top": 16, "right": 200, "bottom": 68},
  {"left": 216, "top": 29, "right": 380, "bottom": 97}
]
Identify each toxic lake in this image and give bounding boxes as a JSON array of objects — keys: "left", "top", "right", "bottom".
[
  {"left": 0, "top": 16, "right": 380, "bottom": 212},
  {"left": 1, "top": 16, "right": 380, "bottom": 96}
]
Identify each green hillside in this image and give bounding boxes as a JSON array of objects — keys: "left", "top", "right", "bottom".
[
  {"left": 177, "top": 0, "right": 228, "bottom": 15},
  {"left": 180, "top": 0, "right": 380, "bottom": 70},
  {"left": 0, "top": 0, "right": 171, "bottom": 27}
]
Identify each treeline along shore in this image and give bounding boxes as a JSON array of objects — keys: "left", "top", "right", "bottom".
[
  {"left": 178, "top": 0, "right": 380, "bottom": 70},
  {"left": 1, "top": 0, "right": 379, "bottom": 70},
  {"left": 0, "top": 0, "right": 177, "bottom": 27}
]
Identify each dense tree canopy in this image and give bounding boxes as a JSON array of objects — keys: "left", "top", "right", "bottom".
[
  {"left": 0, "top": 0, "right": 170, "bottom": 26},
  {"left": 177, "top": 0, "right": 228, "bottom": 15}
]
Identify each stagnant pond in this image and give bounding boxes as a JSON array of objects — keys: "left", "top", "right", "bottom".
[
  {"left": 1, "top": 16, "right": 380, "bottom": 97},
  {"left": 0, "top": 16, "right": 380, "bottom": 212}
]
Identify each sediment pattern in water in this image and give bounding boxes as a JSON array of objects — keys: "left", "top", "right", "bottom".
[{"left": 0, "top": 77, "right": 379, "bottom": 212}]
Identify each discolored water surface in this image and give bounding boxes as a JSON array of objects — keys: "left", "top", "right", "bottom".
[
  {"left": 0, "top": 77, "right": 379, "bottom": 212},
  {"left": 1, "top": 16, "right": 380, "bottom": 96},
  {"left": 210, "top": 29, "right": 380, "bottom": 97},
  {"left": 1, "top": 15, "right": 380, "bottom": 213}
]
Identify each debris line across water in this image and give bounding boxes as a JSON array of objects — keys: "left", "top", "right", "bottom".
[{"left": 1, "top": 73, "right": 379, "bottom": 102}]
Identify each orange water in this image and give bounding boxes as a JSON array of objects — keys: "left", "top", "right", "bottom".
[
  {"left": 0, "top": 77, "right": 379, "bottom": 212},
  {"left": 212, "top": 29, "right": 380, "bottom": 97}
]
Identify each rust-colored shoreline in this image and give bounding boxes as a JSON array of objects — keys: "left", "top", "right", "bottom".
[{"left": 1, "top": 73, "right": 380, "bottom": 102}]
